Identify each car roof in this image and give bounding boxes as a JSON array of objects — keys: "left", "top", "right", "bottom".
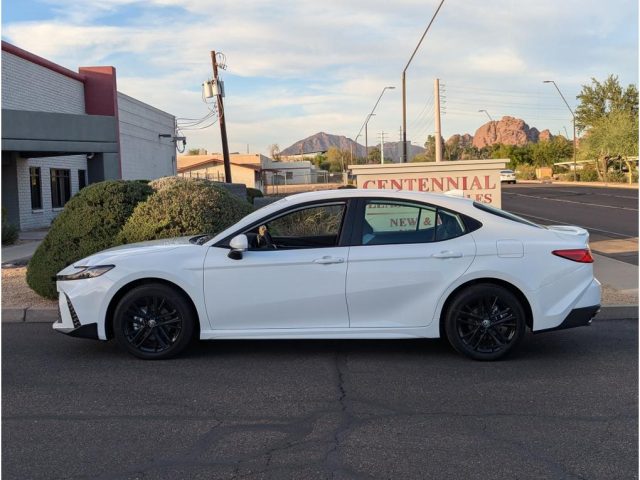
[{"left": 208, "top": 188, "right": 477, "bottom": 245}]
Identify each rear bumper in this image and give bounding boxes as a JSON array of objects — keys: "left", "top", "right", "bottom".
[{"left": 534, "top": 305, "right": 601, "bottom": 334}]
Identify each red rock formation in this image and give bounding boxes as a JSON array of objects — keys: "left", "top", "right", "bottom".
[{"left": 472, "top": 116, "right": 540, "bottom": 148}]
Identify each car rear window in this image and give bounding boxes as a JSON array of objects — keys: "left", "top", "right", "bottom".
[{"left": 473, "top": 202, "right": 542, "bottom": 228}]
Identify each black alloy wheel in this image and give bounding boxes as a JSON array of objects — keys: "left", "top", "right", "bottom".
[
  {"left": 444, "top": 284, "right": 526, "bottom": 361},
  {"left": 113, "top": 283, "right": 195, "bottom": 359}
]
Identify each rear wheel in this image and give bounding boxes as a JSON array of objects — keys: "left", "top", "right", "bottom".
[
  {"left": 444, "top": 284, "right": 525, "bottom": 361},
  {"left": 113, "top": 283, "right": 195, "bottom": 360}
]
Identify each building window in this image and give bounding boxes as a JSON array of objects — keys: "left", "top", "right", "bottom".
[
  {"left": 50, "top": 169, "right": 71, "bottom": 208},
  {"left": 285, "top": 171, "right": 294, "bottom": 180},
  {"left": 30, "top": 167, "right": 42, "bottom": 210},
  {"left": 78, "top": 169, "right": 87, "bottom": 190}
]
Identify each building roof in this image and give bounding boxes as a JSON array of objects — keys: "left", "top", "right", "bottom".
[
  {"left": 2, "top": 41, "right": 85, "bottom": 82},
  {"left": 177, "top": 157, "right": 261, "bottom": 173}
]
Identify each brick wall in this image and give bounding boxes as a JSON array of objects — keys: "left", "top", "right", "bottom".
[
  {"left": 1, "top": 51, "right": 85, "bottom": 114},
  {"left": 16, "top": 156, "right": 87, "bottom": 230},
  {"left": 118, "top": 92, "right": 176, "bottom": 181}
]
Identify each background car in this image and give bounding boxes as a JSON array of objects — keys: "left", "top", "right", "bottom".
[
  {"left": 54, "top": 189, "right": 600, "bottom": 361},
  {"left": 500, "top": 169, "right": 517, "bottom": 184}
]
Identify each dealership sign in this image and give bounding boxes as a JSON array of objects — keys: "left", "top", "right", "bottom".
[{"left": 348, "top": 159, "right": 508, "bottom": 207}]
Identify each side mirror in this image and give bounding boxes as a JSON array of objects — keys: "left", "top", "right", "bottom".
[{"left": 228, "top": 234, "right": 248, "bottom": 260}]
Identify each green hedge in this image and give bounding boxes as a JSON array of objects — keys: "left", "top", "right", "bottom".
[
  {"left": 117, "top": 177, "right": 253, "bottom": 244},
  {"left": 2, "top": 208, "right": 19, "bottom": 246},
  {"left": 26, "top": 181, "right": 153, "bottom": 299}
]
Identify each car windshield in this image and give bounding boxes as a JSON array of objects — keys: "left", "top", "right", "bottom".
[
  {"left": 473, "top": 202, "right": 542, "bottom": 228},
  {"left": 189, "top": 234, "right": 212, "bottom": 245},
  {"left": 501, "top": 170, "right": 513, "bottom": 174}
]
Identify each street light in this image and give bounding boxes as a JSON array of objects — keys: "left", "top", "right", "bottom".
[
  {"left": 365, "top": 113, "right": 376, "bottom": 162},
  {"left": 543, "top": 80, "right": 577, "bottom": 181},
  {"left": 478, "top": 109, "right": 493, "bottom": 122},
  {"left": 354, "top": 86, "right": 395, "bottom": 162},
  {"left": 401, "top": 0, "right": 446, "bottom": 163}
]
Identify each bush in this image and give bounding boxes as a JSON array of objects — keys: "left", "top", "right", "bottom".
[
  {"left": 337, "top": 184, "right": 357, "bottom": 189},
  {"left": 578, "top": 166, "right": 599, "bottom": 182},
  {"left": 118, "top": 177, "right": 253, "bottom": 244},
  {"left": 246, "top": 187, "right": 264, "bottom": 204},
  {"left": 2, "top": 208, "right": 19, "bottom": 245},
  {"left": 605, "top": 170, "right": 627, "bottom": 183},
  {"left": 515, "top": 165, "right": 536, "bottom": 180},
  {"left": 27, "top": 181, "right": 153, "bottom": 299}
]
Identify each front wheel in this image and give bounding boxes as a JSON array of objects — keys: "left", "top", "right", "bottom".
[
  {"left": 113, "top": 283, "right": 195, "bottom": 359},
  {"left": 444, "top": 284, "right": 526, "bottom": 361}
]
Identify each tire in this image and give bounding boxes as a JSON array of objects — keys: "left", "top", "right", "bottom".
[
  {"left": 113, "top": 283, "right": 196, "bottom": 360},
  {"left": 444, "top": 284, "right": 526, "bottom": 361}
]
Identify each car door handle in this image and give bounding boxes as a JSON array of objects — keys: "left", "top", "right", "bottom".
[
  {"left": 313, "top": 256, "right": 345, "bottom": 265},
  {"left": 432, "top": 251, "right": 463, "bottom": 259}
]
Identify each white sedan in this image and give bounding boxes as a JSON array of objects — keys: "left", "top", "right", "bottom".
[
  {"left": 54, "top": 189, "right": 600, "bottom": 361},
  {"left": 500, "top": 169, "right": 517, "bottom": 184}
]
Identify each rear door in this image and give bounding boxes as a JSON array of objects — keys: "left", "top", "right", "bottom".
[{"left": 346, "top": 198, "right": 476, "bottom": 328}]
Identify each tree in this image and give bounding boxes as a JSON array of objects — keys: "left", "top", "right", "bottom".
[
  {"left": 575, "top": 75, "right": 639, "bottom": 132},
  {"left": 326, "top": 147, "right": 350, "bottom": 172},
  {"left": 367, "top": 147, "right": 381, "bottom": 164},
  {"left": 579, "top": 110, "right": 639, "bottom": 181},
  {"left": 268, "top": 144, "right": 281, "bottom": 161}
]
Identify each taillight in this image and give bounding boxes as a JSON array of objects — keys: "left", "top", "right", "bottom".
[{"left": 552, "top": 248, "right": 594, "bottom": 263}]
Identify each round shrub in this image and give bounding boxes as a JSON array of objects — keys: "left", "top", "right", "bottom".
[
  {"left": 337, "top": 184, "right": 356, "bottom": 189},
  {"left": 27, "top": 180, "right": 153, "bottom": 298},
  {"left": 246, "top": 187, "right": 264, "bottom": 204},
  {"left": 117, "top": 178, "right": 253, "bottom": 244},
  {"left": 578, "top": 166, "right": 599, "bottom": 182}
]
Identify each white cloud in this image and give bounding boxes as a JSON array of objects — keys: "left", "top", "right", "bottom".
[{"left": 3, "top": 0, "right": 637, "bottom": 153}]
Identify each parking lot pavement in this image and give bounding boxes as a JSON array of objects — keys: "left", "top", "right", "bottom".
[{"left": 3, "top": 320, "right": 637, "bottom": 480}]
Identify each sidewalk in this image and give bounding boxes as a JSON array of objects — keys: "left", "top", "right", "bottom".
[{"left": 2, "top": 229, "right": 47, "bottom": 265}]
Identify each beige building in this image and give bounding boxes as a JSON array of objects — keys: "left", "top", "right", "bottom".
[{"left": 177, "top": 154, "right": 320, "bottom": 191}]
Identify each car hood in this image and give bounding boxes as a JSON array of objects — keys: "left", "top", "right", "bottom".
[{"left": 71, "top": 236, "right": 198, "bottom": 267}]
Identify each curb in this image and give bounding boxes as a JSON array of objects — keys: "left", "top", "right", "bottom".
[
  {"left": 2, "top": 308, "right": 58, "bottom": 323},
  {"left": 517, "top": 180, "right": 638, "bottom": 190},
  {"left": 2, "top": 305, "right": 638, "bottom": 324}
]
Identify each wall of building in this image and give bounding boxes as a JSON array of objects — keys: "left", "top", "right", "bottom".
[
  {"left": 180, "top": 164, "right": 257, "bottom": 189},
  {"left": 2, "top": 50, "right": 89, "bottom": 229},
  {"left": 1, "top": 50, "right": 85, "bottom": 114},
  {"left": 118, "top": 92, "right": 176, "bottom": 180},
  {"left": 16, "top": 155, "right": 87, "bottom": 230}
]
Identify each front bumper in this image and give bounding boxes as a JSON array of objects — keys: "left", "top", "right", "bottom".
[
  {"left": 535, "top": 304, "right": 601, "bottom": 334},
  {"left": 53, "top": 292, "right": 100, "bottom": 339}
]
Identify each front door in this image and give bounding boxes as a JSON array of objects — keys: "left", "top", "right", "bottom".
[{"left": 204, "top": 202, "right": 350, "bottom": 330}]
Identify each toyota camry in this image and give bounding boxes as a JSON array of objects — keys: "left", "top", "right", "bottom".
[{"left": 54, "top": 189, "right": 601, "bottom": 360}]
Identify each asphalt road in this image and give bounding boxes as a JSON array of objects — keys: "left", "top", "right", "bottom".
[
  {"left": 3, "top": 321, "right": 637, "bottom": 480},
  {"left": 502, "top": 183, "right": 638, "bottom": 264}
]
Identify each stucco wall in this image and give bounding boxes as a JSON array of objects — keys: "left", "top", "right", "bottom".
[{"left": 117, "top": 92, "right": 176, "bottom": 181}]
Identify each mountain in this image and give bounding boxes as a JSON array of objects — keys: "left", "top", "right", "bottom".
[
  {"left": 280, "top": 132, "right": 425, "bottom": 162},
  {"left": 280, "top": 132, "right": 366, "bottom": 158}
]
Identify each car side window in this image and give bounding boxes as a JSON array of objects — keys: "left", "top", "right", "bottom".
[
  {"left": 247, "top": 203, "right": 346, "bottom": 249},
  {"left": 360, "top": 200, "right": 466, "bottom": 245}
]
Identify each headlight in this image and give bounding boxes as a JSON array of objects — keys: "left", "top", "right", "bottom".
[{"left": 56, "top": 265, "right": 115, "bottom": 281}]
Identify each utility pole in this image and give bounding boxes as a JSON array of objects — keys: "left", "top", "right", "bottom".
[
  {"left": 211, "top": 50, "right": 232, "bottom": 183},
  {"left": 379, "top": 131, "right": 386, "bottom": 164},
  {"left": 544, "top": 80, "right": 577, "bottom": 181},
  {"left": 434, "top": 78, "right": 442, "bottom": 162},
  {"left": 365, "top": 113, "right": 375, "bottom": 163}
]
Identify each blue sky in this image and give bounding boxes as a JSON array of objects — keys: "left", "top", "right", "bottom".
[{"left": 3, "top": 0, "right": 638, "bottom": 155}]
